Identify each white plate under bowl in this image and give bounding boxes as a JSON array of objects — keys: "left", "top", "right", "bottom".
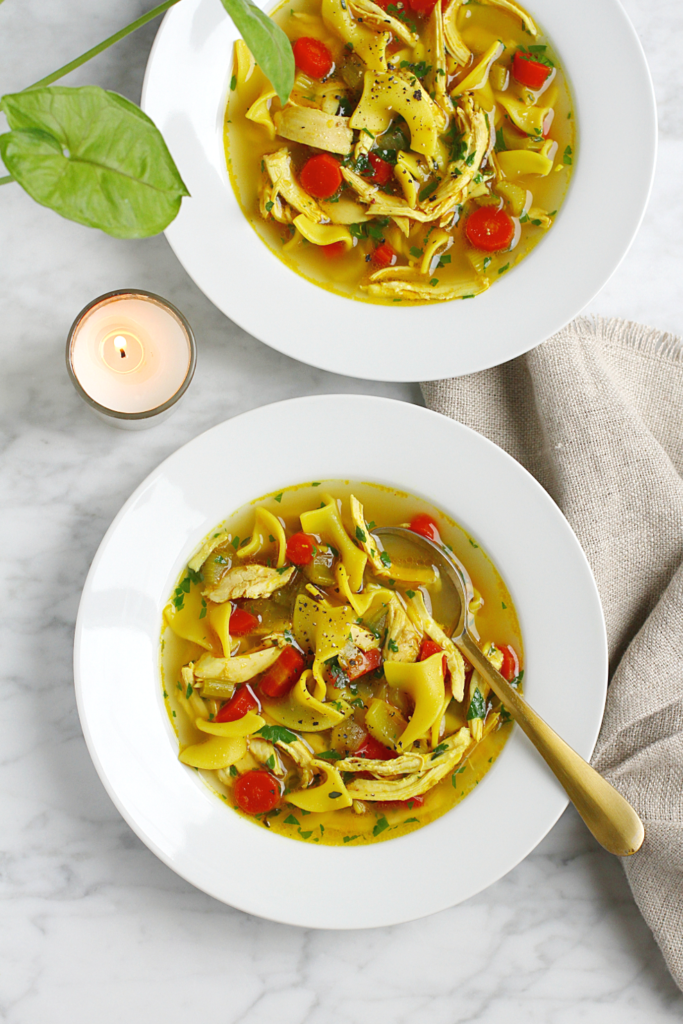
[
  {"left": 141, "top": 0, "right": 656, "bottom": 382},
  {"left": 74, "top": 396, "right": 607, "bottom": 928}
]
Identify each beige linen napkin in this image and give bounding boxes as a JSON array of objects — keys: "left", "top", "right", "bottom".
[{"left": 422, "top": 316, "right": 683, "bottom": 991}]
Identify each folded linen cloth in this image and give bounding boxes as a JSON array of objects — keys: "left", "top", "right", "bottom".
[{"left": 422, "top": 316, "right": 683, "bottom": 991}]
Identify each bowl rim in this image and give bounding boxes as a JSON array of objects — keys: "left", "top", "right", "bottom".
[
  {"left": 141, "top": 0, "right": 657, "bottom": 382},
  {"left": 73, "top": 395, "right": 608, "bottom": 928}
]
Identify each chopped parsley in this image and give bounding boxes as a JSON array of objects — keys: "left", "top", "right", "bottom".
[
  {"left": 355, "top": 525, "right": 367, "bottom": 543},
  {"left": 431, "top": 742, "right": 449, "bottom": 759},
  {"left": 399, "top": 59, "right": 432, "bottom": 78},
  {"left": 257, "top": 725, "right": 297, "bottom": 743},
  {"left": 265, "top": 201, "right": 274, "bottom": 213},
  {"left": 467, "top": 687, "right": 486, "bottom": 721},
  {"left": 406, "top": 590, "right": 416, "bottom": 599},
  {"left": 418, "top": 178, "right": 440, "bottom": 202},
  {"left": 274, "top": 492, "right": 283, "bottom": 502},
  {"left": 318, "top": 750, "right": 343, "bottom": 760},
  {"left": 563, "top": 145, "right": 573, "bottom": 165},
  {"left": 373, "top": 816, "right": 390, "bottom": 836},
  {"left": 284, "top": 814, "right": 300, "bottom": 826},
  {"left": 230, "top": 74, "right": 237, "bottom": 91},
  {"left": 498, "top": 263, "right": 510, "bottom": 274},
  {"left": 379, "top": 550, "right": 392, "bottom": 568},
  {"left": 387, "top": 638, "right": 399, "bottom": 653}
]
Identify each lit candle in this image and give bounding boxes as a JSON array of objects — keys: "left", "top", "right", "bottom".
[{"left": 66, "top": 290, "right": 196, "bottom": 428}]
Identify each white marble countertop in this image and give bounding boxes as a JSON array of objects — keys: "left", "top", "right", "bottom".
[{"left": 2, "top": 0, "right": 683, "bottom": 1020}]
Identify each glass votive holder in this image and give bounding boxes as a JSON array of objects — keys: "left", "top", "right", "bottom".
[{"left": 66, "top": 289, "right": 197, "bottom": 429}]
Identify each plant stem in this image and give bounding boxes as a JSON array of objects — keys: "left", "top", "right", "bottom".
[
  {"left": 26, "top": 0, "right": 183, "bottom": 91},
  {"left": 0, "top": 174, "right": 15, "bottom": 185}
]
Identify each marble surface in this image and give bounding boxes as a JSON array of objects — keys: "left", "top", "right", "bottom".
[{"left": 2, "top": 0, "right": 683, "bottom": 1019}]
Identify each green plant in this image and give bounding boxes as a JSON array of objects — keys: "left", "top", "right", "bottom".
[{"left": 0, "top": 0, "right": 294, "bottom": 237}]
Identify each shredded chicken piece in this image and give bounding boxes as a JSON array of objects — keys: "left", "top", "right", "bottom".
[
  {"left": 336, "top": 752, "right": 425, "bottom": 775},
  {"left": 248, "top": 737, "right": 285, "bottom": 775},
  {"left": 264, "top": 148, "right": 325, "bottom": 223},
  {"left": 347, "top": 0, "right": 418, "bottom": 46},
  {"left": 188, "top": 531, "right": 230, "bottom": 573},
  {"left": 363, "top": 276, "right": 489, "bottom": 302},
  {"left": 383, "top": 593, "right": 421, "bottom": 662},
  {"left": 194, "top": 647, "right": 281, "bottom": 683},
  {"left": 405, "top": 591, "right": 467, "bottom": 700},
  {"left": 205, "top": 564, "right": 295, "bottom": 602},
  {"left": 276, "top": 738, "right": 316, "bottom": 787},
  {"left": 346, "top": 729, "right": 471, "bottom": 801}
]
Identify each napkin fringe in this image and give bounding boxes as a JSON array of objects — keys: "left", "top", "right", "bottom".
[{"left": 572, "top": 315, "right": 683, "bottom": 363}]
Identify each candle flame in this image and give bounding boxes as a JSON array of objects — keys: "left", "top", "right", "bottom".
[{"left": 115, "top": 335, "right": 128, "bottom": 359}]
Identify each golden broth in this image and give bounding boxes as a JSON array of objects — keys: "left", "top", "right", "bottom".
[
  {"left": 224, "top": 0, "right": 575, "bottom": 305},
  {"left": 161, "top": 481, "right": 523, "bottom": 846}
]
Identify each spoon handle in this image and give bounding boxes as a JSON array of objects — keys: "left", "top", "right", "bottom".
[{"left": 458, "top": 634, "right": 644, "bottom": 857}]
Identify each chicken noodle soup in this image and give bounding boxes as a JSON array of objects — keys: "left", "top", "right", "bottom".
[
  {"left": 161, "top": 482, "right": 523, "bottom": 845},
  {"left": 224, "top": 0, "right": 574, "bottom": 305}
]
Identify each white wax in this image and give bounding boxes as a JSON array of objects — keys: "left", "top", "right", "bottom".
[{"left": 69, "top": 295, "right": 192, "bottom": 414}]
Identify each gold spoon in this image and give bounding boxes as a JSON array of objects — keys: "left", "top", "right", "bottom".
[{"left": 374, "top": 527, "right": 645, "bottom": 857}]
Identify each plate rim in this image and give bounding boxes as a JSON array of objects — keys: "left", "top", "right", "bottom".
[
  {"left": 74, "top": 394, "right": 608, "bottom": 928},
  {"left": 141, "top": 0, "right": 657, "bottom": 382}
]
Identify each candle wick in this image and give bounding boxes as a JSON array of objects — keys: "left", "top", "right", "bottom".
[{"left": 114, "top": 334, "right": 128, "bottom": 360}]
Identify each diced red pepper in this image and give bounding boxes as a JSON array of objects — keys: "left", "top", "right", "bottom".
[
  {"left": 322, "top": 241, "right": 347, "bottom": 259},
  {"left": 408, "top": 0, "right": 438, "bottom": 14},
  {"left": 419, "top": 638, "right": 449, "bottom": 678},
  {"left": 258, "top": 645, "right": 306, "bottom": 699},
  {"left": 233, "top": 770, "right": 281, "bottom": 814},
  {"left": 356, "top": 734, "right": 398, "bottom": 760},
  {"left": 346, "top": 647, "right": 383, "bottom": 680},
  {"left": 292, "top": 36, "right": 334, "bottom": 79},
  {"left": 229, "top": 607, "right": 259, "bottom": 636},
  {"left": 286, "top": 531, "right": 316, "bottom": 565},
  {"left": 215, "top": 685, "right": 259, "bottom": 722},
  {"left": 500, "top": 644, "right": 520, "bottom": 682},
  {"left": 372, "top": 242, "right": 397, "bottom": 268},
  {"left": 512, "top": 50, "right": 552, "bottom": 92},
  {"left": 419, "top": 639, "right": 442, "bottom": 660},
  {"left": 410, "top": 512, "right": 440, "bottom": 542},
  {"left": 366, "top": 152, "right": 393, "bottom": 185}
]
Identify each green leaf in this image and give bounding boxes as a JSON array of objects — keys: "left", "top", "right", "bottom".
[
  {"left": 218, "top": 0, "right": 295, "bottom": 104},
  {"left": 373, "top": 815, "right": 389, "bottom": 836},
  {"left": 0, "top": 86, "right": 189, "bottom": 238},
  {"left": 284, "top": 814, "right": 299, "bottom": 825},
  {"left": 467, "top": 687, "right": 486, "bottom": 720},
  {"left": 257, "top": 724, "right": 297, "bottom": 743},
  {"left": 318, "top": 750, "right": 343, "bottom": 760},
  {"left": 430, "top": 742, "right": 448, "bottom": 759}
]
